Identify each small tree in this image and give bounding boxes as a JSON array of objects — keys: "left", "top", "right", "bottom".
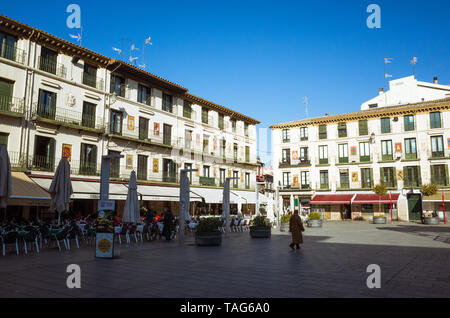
[
  {"left": 420, "top": 183, "right": 438, "bottom": 197},
  {"left": 373, "top": 184, "right": 387, "bottom": 215}
]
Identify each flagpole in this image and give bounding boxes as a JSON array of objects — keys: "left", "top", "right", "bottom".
[
  {"left": 443, "top": 189, "right": 446, "bottom": 225},
  {"left": 390, "top": 191, "right": 393, "bottom": 224}
]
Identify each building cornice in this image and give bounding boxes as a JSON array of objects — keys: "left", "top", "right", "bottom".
[{"left": 270, "top": 97, "right": 450, "bottom": 129}]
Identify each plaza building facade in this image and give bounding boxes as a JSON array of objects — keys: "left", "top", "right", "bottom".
[
  {"left": 0, "top": 15, "right": 260, "bottom": 220},
  {"left": 271, "top": 76, "right": 450, "bottom": 222}
]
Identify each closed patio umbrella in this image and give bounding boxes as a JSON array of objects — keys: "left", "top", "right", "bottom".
[
  {"left": 123, "top": 171, "right": 139, "bottom": 223},
  {"left": 49, "top": 157, "right": 73, "bottom": 224},
  {"left": 0, "top": 144, "right": 12, "bottom": 219}
]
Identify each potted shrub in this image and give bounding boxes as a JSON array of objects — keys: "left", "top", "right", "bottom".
[
  {"left": 280, "top": 214, "right": 291, "bottom": 232},
  {"left": 249, "top": 216, "right": 271, "bottom": 238},
  {"left": 420, "top": 183, "right": 440, "bottom": 224},
  {"left": 195, "top": 217, "right": 222, "bottom": 246},
  {"left": 307, "top": 212, "right": 323, "bottom": 228},
  {"left": 373, "top": 184, "right": 388, "bottom": 224}
]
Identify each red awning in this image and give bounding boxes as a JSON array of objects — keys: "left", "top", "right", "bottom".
[
  {"left": 352, "top": 193, "right": 400, "bottom": 204},
  {"left": 310, "top": 194, "right": 354, "bottom": 205}
]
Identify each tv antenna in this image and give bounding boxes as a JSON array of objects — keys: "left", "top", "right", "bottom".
[
  {"left": 411, "top": 56, "right": 418, "bottom": 78},
  {"left": 303, "top": 96, "right": 309, "bottom": 118}
]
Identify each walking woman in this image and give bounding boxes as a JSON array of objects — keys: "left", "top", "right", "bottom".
[{"left": 289, "top": 210, "right": 305, "bottom": 250}]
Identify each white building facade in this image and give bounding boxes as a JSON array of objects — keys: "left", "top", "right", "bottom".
[{"left": 0, "top": 15, "right": 260, "bottom": 220}]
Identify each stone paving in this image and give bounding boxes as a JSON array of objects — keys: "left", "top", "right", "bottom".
[{"left": 0, "top": 221, "right": 449, "bottom": 298}]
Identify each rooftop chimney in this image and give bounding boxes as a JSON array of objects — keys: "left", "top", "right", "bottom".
[
  {"left": 379, "top": 88, "right": 384, "bottom": 95},
  {"left": 434, "top": 76, "right": 438, "bottom": 84}
]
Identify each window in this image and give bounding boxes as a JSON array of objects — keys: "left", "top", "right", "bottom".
[
  {"left": 219, "top": 169, "right": 226, "bottom": 186},
  {"left": 109, "top": 110, "right": 123, "bottom": 135},
  {"left": 362, "top": 204, "right": 373, "bottom": 213},
  {"left": 320, "top": 171, "right": 329, "bottom": 189},
  {"left": 381, "top": 140, "right": 393, "bottom": 161},
  {"left": 185, "top": 163, "right": 193, "bottom": 184},
  {"left": 203, "top": 165, "right": 210, "bottom": 178},
  {"left": 359, "top": 142, "right": 370, "bottom": 162},
  {"left": 139, "top": 117, "right": 149, "bottom": 140},
  {"left": 430, "top": 112, "right": 441, "bottom": 129},
  {"left": 404, "top": 115, "right": 415, "bottom": 131},
  {"left": 431, "top": 136, "right": 444, "bottom": 158},
  {"left": 404, "top": 166, "right": 421, "bottom": 187},
  {"left": 39, "top": 47, "right": 58, "bottom": 75},
  {"left": 431, "top": 165, "right": 448, "bottom": 186},
  {"left": 244, "top": 123, "right": 249, "bottom": 137},
  {"left": 282, "top": 149, "right": 290, "bottom": 164},
  {"left": 218, "top": 114, "right": 224, "bottom": 130},
  {"left": 0, "top": 31, "right": 17, "bottom": 61},
  {"left": 338, "top": 122, "right": 347, "bottom": 138},
  {"left": 340, "top": 171, "right": 349, "bottom": 189},
  {"left": 381, "top": 117, "right": 390, "bottom": 134},
  {"left": 318, "top": 125, "right": 327, "bottom": 140},
  {"left": 233, "top": 143, "right": 238, "bottom": 162},
  {"left": 183, "top": 101, "right": 192, "bottom": 119},
  {"left": 109, "top": 150, "right": 121, "bottom": 178},
  {"left": 79, "top": 143, "right": 97, "bottom": 176},
  {"left": 283, "top": 172, "right": 291, "bottom": 188},
  {"left": 319, "top": 145, "right": 328, "bottom": 164},
  {"left": 137, "top": 155, "right": 148, "bottom": 180},
  {"left": 162, "top": 93, "right": 173, "bottom": 113},
  {"left": 185, "top": 130, "right": 193, "bottom": 149},
  {"left": 110, "top": 74, "right": 125, "bottom": 97},
  {"left": 361, "top": 168, "right": 373, "bottom": 188},
  {"left": 231, "top": 119, "right": 237, "bottom": 133},
  {"left": 301, "top": 171, "right": 310, "bottom": 189},
  {"left": 0, "top": 132, "right": 8, "bottom": 148},
  {"left": 245, "top": 146, "right": 250, "bottom": 163},
  {"left": 203, "top": 135, "right": 209, "bottom": 153},
  {"left": 368, "top": 104, "right": 378, "bottom": 109},
  {"left": 233, "top": 171, "right": 239, "bottom": 188},
  {"left": 299, "top": 147, "right": 308, "bottom": 162},
  {"left": 202, "top": 107, "right": 209, "bottom": 124},
  {"left": 405, "top": 138, "right": 417, "bottom": 160},
  {"left": 138, "top": 84, "right": 151, "bottom": 105},
  {"left": 282, "top": 129, "right": 290, "bottom": 142},
  {"left": 33, "top": 135, "right": 55, "bottom": 171},
  {"left": 245, "top": 173, "right": 250, "bottom": 189},
  {"left": 381, "top": 167, "right": 395, "bottom": 188},
  {"left": 82, "top": 102, "right": 96, "bottom": 128},
  {"left": 220, "top": 138, "right": 226, "bottom": 158},
  {"left": 359, "top": 120, "right": 368, "bottom": 136},
  {"left": 0, "top": 78, "right": 13, "bottom": 111},
  {"left": 300, "top": 127, "right": 308, "bottom": 141},
  {"left": 163, "top": 159, "right": 177, "bottom": 183},
  {"left": 163, "top": 124, "right": 172, "bottom": 146},
  {"left": 38, "top": 89, "right": 56, "bottom": 120},
  {"left": 83, "top": 63, "right": 98, "bottom": 88},
  {"left": 338, "top": 144, "right": 348, "bottom": 163}
]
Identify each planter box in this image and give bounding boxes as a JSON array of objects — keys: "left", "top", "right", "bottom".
[
  {"left": 423, "top": 217, "right": 440, "bottom": 225},
  {"left": 373, "top": 217, "right": 387, "bottom": 224},
  {"left": 195, "top": 231, "right": 222, "bottom": 246},
  {"left": 280, "top": 222, "right": 289, "bottom": 232},
  {"left": 307, "top": 220, "right": 322, "bottom": 228},
  {"left": 249, "top": 226, "right": 271, "bottom": 238}
]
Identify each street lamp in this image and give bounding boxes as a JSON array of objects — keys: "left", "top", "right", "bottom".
[{"left": 255, "top": 181, "right": 266, "bottom": 217}]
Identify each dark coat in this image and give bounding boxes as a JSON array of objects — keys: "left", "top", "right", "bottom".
[
  {"left": 163, "top": 211, "right": 174, "bottom": 240},
  {"left": 289, "top": 214, "right": 304, "bottom": 244}
]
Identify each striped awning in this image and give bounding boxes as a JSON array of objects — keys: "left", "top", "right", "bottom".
[
  {"left": 310, "top": 194, "right": 354, "bottom": 205},
  {"left": 352, "top": 193, "right": 400, "bottom": 204}
]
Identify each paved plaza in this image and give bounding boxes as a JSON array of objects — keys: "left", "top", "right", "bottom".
[{"left": 0, "top": 221, "right": 449, "bottom": 298}]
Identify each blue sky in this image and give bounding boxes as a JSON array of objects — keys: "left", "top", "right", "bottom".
[{"left": 2, "top": 0, "right": 449, "bottom": 164}]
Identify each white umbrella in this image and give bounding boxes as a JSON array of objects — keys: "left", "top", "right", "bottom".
[
  {"left": 0, "top": 145, "right": 12, "bottom": 219},
  {"left": 49, "top": 157, "right": 73, "bottom": 224},
  {"left": 123, "top": 171, "right": 139, "bottom": 223}
]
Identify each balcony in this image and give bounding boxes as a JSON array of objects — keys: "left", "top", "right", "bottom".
[
  {"left": 32, "top": 103, "right": 105, "bottom": 132},
  {"left": 107, "top": 125, "right": 177, "bottom": 148},
  {"left": 31, "top": 154, "right": 55, "bottom": 172},
  {"left": 82, "top": 72, "right": 104, "bottom": 90},
  {"left": 199, "top": 176, "right": 216, "bottom": 186},
  {"left": 0, "top": 43, "right": 27, "bottom": 64},
  {"left": 0, "top": 96, "right": 24, "bottom": 117},
  {"left": 37, "top": 56, "right": 67, "bottom": 78},
  {"left": 162, "top": 173, "right": 178, "bottom": 183}
]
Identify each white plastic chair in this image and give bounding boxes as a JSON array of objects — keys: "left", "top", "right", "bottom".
[
  {"left": 136, "top": 225, "right": 144, "bottom": 243},
  {"left": 114, "top": 225, "right": 123, "bottom": 244}
]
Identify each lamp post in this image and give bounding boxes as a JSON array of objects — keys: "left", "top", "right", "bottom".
[
  {"left": 255, "top": 181, "right": 266, "bottom": 217},
  {"left": 179, "top": 168, "right": 197, "bottom": 245}
]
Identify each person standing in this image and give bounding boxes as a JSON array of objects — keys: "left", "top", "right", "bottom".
[
  {"left": 289, "top": 210, "right": 305, "bottom": 250},
  {"left": 162, "top": 207, "right": 174, "bottom": 241}
]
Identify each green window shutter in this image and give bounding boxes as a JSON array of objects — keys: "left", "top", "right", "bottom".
[
  {"left": 49, "top": 138, "right": 56, "bottom": 170},
  {"left": 393, "top": 167, "right": 397, "bottom": 188},
  {"left": 0, "top": 79, "right": 13, "bottom": 97},
  {"left": 0, "top": 133, "right": 8, "bottom": 147},
  {"left": 370, "top": 168, "right": 374, "bottom": 187},
  {"left": 417, "top": 166, "right": 422, "bottom": 186},
  {"left": 404, "top": 116, "right": 409, "bottom": 130},
  {"left": 430, "top": 166, "right": 436, "bottom": 184},
  {"left": 446, "top": 164, "right": 449, "bottom": 186},
  {"left": 380, "top": 167, "right": 385, "bottom": 186},
  {"left": 359, "top": 120, "right": 368, "bottom": 136},
  {"left": 403, "top": 167, "right": 409, "bottom": 187}
]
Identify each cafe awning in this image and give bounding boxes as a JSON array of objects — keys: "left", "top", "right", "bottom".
[
  {"left": 422, "top": 192, "right": 450, "bottom": 202},
  {"left": 352, "top": 193, "right": 400, "bottom": 204},
  {"left": 8, "top": 172, "right": 51, "bottom": 206},
  {"left": 136, "top": 184, "right": 202, "bottom": 202},
  {"left": 310, "top": 194, "right": 354, "bottom": 205}
]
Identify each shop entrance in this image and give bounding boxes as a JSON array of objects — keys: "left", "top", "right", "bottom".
[{"left": 407, "top": 193, "right": 422, "bottom": 221}]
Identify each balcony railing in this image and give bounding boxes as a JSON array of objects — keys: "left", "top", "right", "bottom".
[
  {"left": 31, "top": 154, "right": 55, "bottom": 172},
  {"left": 82, "top": 72, "right": 104, "bottom": 90},
  {"left": 0, "top": 96, "right": 24, "bottom": 115},
  {"left": 199, "top": 176, "right": 215, "bottom": 186},
  {"left": 37, "top": 56, "right": 67, "bottom": 78},
  {"left": 32, "top": 103, "right": 104, "bottom": 131},
  {"left": 0, "top": 43, "right": 27, "bottom": 64}
]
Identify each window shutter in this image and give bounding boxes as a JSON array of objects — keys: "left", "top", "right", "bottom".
[
  {"left": 0, "top": 79, "right": 13, "bottom": 98},
  {"left": 403, "top": 167, "right": 409, "bottom": 187},
  {"left": 393, "top": 167, "right": 397, "bottom": 188},
  {"left": 49, "top": 138, "right": 56, "bottom": 170},
  {"left": 446, "top": 164, "right": 449, "bottom": 186},
  {"left": 91, "top": 145, "right": 97, "bottom": 172},
  {"left": 359, "top": 120, "right": 368, "bottom": 136},
  {"left": 370, "top": 168, "right": 374, "bottom": 187},
  {"left": 430, "top": 166, "right": 436, "bottom": 184},
  {"left": 417, "top": 166, "right": 422, "bottom": 186},
  {"left": 380, "top": 167, "right": 385, "bottom": 186}
]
